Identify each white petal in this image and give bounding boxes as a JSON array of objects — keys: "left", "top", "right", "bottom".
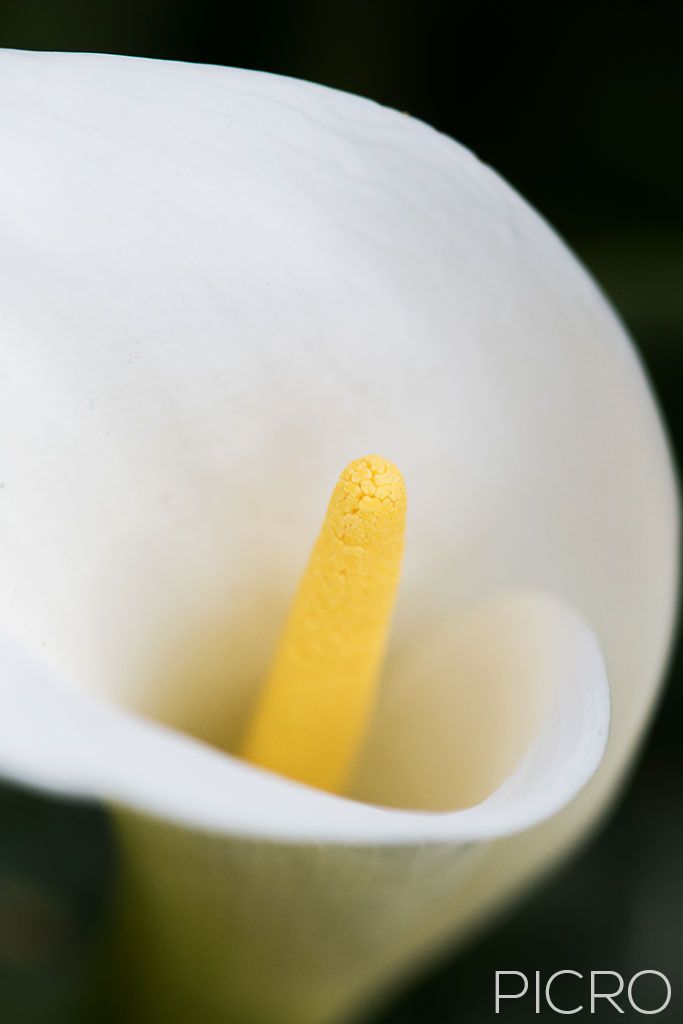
[
  {"left": 0, "top": 591, "right": 609, "bottom": 842},
  {"left": 0, "top": 49, "right": 677, "bottom": 1022},
  {"left": 1, "top": 592, "right": 609, "bottom": 1021}
]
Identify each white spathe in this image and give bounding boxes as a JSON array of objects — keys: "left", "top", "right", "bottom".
[{"left": 0, "top": 49, "right": 677, "bottom": 1024}]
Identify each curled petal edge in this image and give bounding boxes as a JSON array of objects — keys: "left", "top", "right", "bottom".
[{"left": 0, "top": 590, "right": 610, "bottom": 845}]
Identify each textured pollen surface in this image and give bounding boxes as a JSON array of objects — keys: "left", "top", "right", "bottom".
[{"left": 241, "top": 456, "right": 406, "bottom": 794}]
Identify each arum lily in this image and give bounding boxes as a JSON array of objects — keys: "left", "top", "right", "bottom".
[{"left": 0, "top": 49, "right": 678, "bottom": 1024}]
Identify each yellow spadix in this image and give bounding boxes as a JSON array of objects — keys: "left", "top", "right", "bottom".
[{"left": 241, "top": 455, "right": 406, "bottom": 794}]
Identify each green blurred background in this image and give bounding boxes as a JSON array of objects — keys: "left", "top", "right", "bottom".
[{"left": 0, "top": 2, "right": 681, "bottom": 1021}]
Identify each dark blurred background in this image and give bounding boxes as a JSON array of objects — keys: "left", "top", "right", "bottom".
[{"left": 0, "top": 2, "right": 681, "bottom": 1021}]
